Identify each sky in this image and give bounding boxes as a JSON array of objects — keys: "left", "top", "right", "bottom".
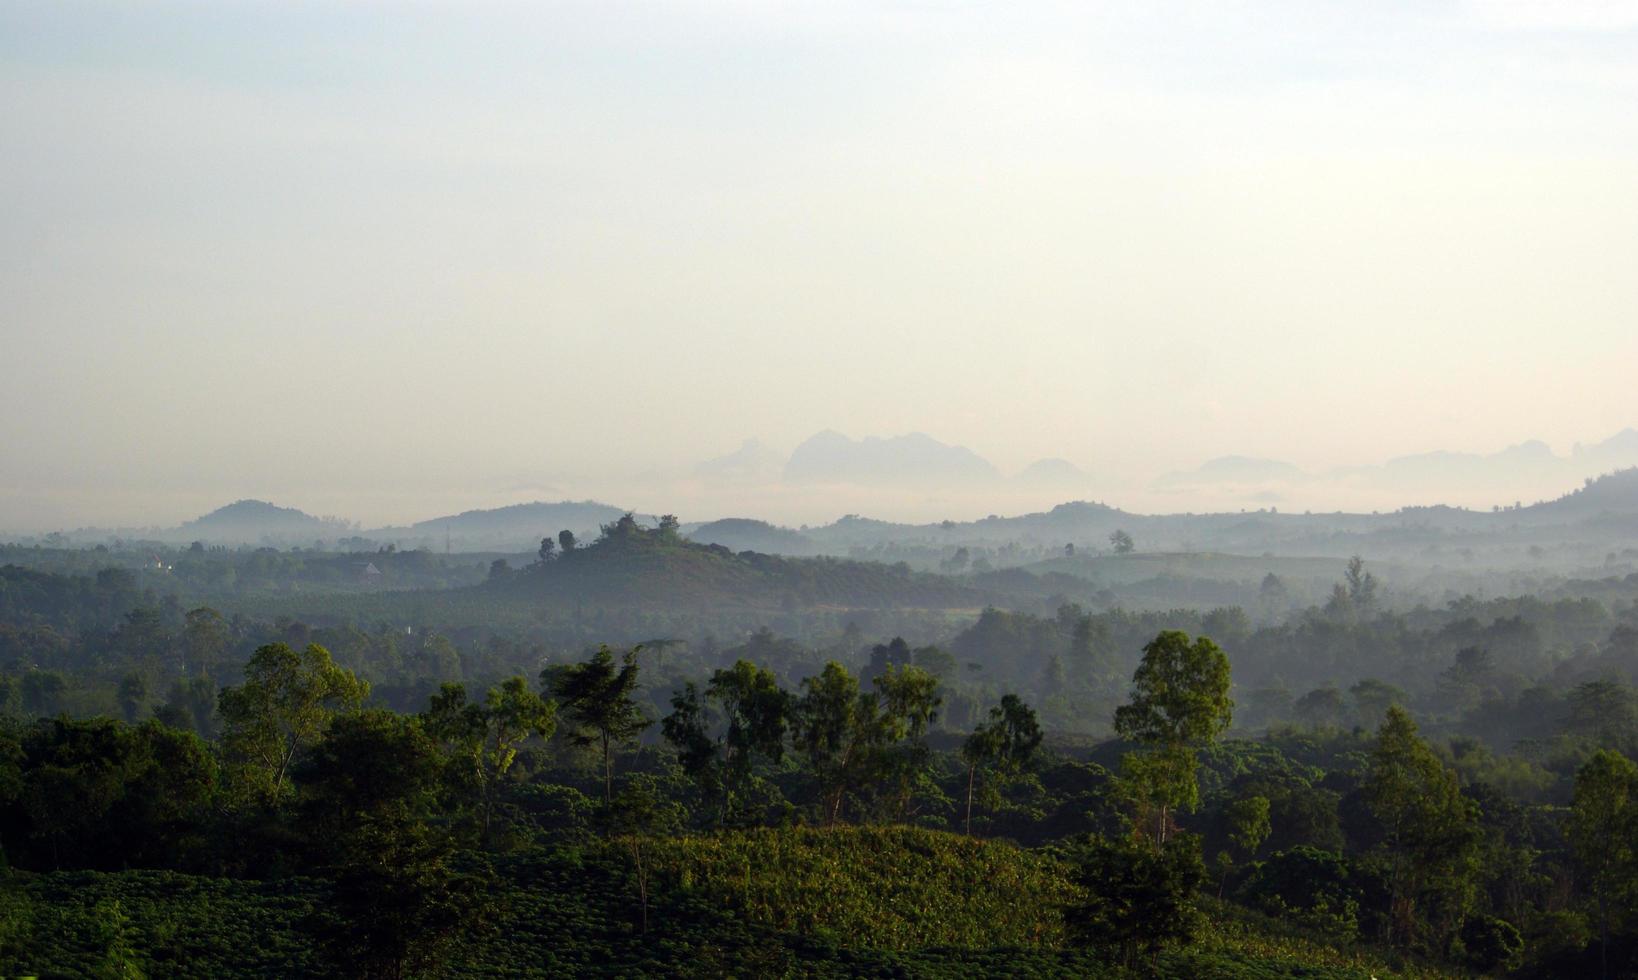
[{"left": 3, "top": 1, "right": 1637, "bottom": 530}]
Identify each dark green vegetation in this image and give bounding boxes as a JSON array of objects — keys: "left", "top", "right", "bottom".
[{"left": 3, "top": 506, "right": 1638, "bottom": 976}]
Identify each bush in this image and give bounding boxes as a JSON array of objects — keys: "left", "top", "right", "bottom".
[
  {"left": 1237, "top": 846, "right": 1361, "bottom": 939},
  {"left": 1063, "top": 833, "right": 1205, "bottom": 965},
  {"left": 1460, "top": 914, "right": 1523, "bottom": 973}
]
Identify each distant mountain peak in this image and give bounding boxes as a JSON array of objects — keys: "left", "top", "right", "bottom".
[
  {"left": 177, "top": 499, "right": 340, "bottom": 541},
  {"left": 784, "top": 431, "right": 1000, "bottom": 486},
  {"left": 186, "top": 499, "right": 314, "bottom": 522},
  {"left": 1577, "top": 427, "right": 1638, "bottom": 457},
  {"left": 694, "top": 438, "right": 783, "bottom": 483}
]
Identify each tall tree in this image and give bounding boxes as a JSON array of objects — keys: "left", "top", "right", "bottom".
[
  {"left": 1344, "top": 555, "right": 1378, "bottom": 611},
  {"left": 116, "top": 672, "right": 148, "bottom": 723},
  {"left": 544, "top": 646, "right": 650, "bottom": 801},
  {"left": 661, "top": 681, "right": 722, "bottom": 816},
  {"left": 1217, "top": 794, "right": 1271, "bottom": 897},
  {"left": 708, "top": 660, "right": 792, "bottom": 825},
  {"left": 1361, "top": 706, "right": 1479, "bottom": 953},
  {"left": 1569, "top": 748, "right": 1638, "bottom": 980},
  {"left": 298, "top": 709, "right": 489, "bottom": 980},
  {"left": 787, "top": 661, "right": 943, "bottom": 824},
  {"left": 1114, "top": 631, "right": 1233, "bottom": 845},
  {"left": 423, "top": 677, "right": 557, "bottom": 843},
  {"left": 181, "top": 606, "right": 231, "bottom": 677},
  {"left": 872, "top": 664, "right": 943, "bottom": 820},
  {"left": 792, "top": 661, "right": 877, "bottom": 824},
  {"left": 217, "top": 643, "right": 368, "bottom": 802},
  {"left": 961, "top": 693, "right": 1041, "bottom": 835}
]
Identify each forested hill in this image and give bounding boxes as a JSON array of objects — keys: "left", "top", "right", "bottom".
[
  {"left": 176, "top": 500, "right": 349, "bottom": 543},
  {"left": 366, "top": 500, "right": 638, "bottom": 552},
  {"left": 787, "top": 468, "right": 1638, "bottom": 565},
  {"left": 487, "top": 514, "right": 986, "bottom": 610}
]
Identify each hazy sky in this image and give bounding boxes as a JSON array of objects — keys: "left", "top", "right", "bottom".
[{"left": 4, "top": 1, "right": 1637, "bottom": 530}]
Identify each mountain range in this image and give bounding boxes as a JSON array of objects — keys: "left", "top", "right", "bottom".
[
  {"left": 37, "top": 464, "right": 1638, "bottom": 571},
  {"left": 1151, "top": 429, "right": 1638, "bottom": 507},
  {"left": 15, "top": 428, "right": 1638, "bottom": 558}
]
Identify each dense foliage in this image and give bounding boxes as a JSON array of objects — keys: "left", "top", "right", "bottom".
[{"left": 3, "top": 521, "right": 1638, "bottom": 976}]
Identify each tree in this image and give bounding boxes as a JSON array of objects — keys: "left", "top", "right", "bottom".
[
  {"left": 155, "top": 676, "right": 218, "bottom": 738},
  {"left": 1068, "top": 611, "right": 1105, "bottom": 678},
  {"left": 788, "top": 660, "right": 944, "bottom": 824},
  {"left": 111, "top": 607, "right": 169, "bottom": 673},
  {"left": 20, "top": 671, "right": 66, "bottom": 718},
  {"left": 536, "top": 537, "right": 556, "bottom": 564},
  {"left": 604, "top": 773, "right": 686, "bottom": 933},
  {"left": 792, "top": 661, "right": 877, "bottom": 824},
  {"left": 423, "top": 677, "right": 557, "bottom": 843},
  {"left": 598, "top": 513, "right": 645, "bottom": 546},
  {"left": 15, "top": 718, "right": 217, "bottom": 871},
  {"left": 1110, "top": 529, "right": 1135, "bottom": 554},
  {"left": 1224, "top": 794, "right": 1271, "bottom": 858},
  {"left": 1568, "top": 748, "right": 1638, "bottom": 979},
  {"left": 1349, "top": 678, "right": 1406, "bottom": 729},
  {"left": 661, "top": 682, "right": 721, "bottom": 815},
  {"left": 181, "top": 607, "right": 231, "bottom": 677},
  {"left": 1360, "top": 706, "right": 1479, "bottom": 952},
  {"left": 1568, "top": 680, "right": 1637, "bottom": 745},
  {"left": 1114, "top": 631, "right": 1233, "bottom": 845},
  {"left": 961, "top": 693, "right": 1041, "bottom": 835},
  {"left": 1436, "top": 647, "right": 1495, "bottom": 715},
  {"left": 662, "top": 661, "right": 793, "bottom": 827},
  {"left": 1461, "top": 915, "right": 1524, "bottom": 975},
  {"left": 557, "top": 529, "right": 577, "bottom": 554},
  {"left": 872, "top": 664, "right": 942, "bottom": 820},
  {"left": 1218, "top": 794, "right": 1271, "bottom": 897},
  {"left": 298, "top": 710, "right": 489, "bottom": 980},
  {"left": 1294, "top": 686, "right": 1346, "bottom": 728},
  {"left": 1257, "top": 573, "right": 1289, "bottom": 622},
  {"left": 709, "top": 660, "right": 792, "bottom": 823},
  {"left": 217, "top": 643, "right": 369, "bottom": 802},
  {"left": 1065, "top": 833, "right": 1205, "bottom": 967},
  {"left": 862, "top": 637, "right": 912, "bottom": 687},
  {"left": 1238, "top": 846, "right": 1360, "bottom": 937},
  {"left": 116, "top": 673, "right": 148, "bottom": 723},
  {"left": 544, "top": 646, "right": 650, "bottom": 801},
  {"left": 1344, "top": 556, "right": 1378, "bottom": 612},
  {"left": 0, "top": 674, "right": 19, "bottom": 718},
  {"left": 298, "top": 709, "right": 444, "bottom": 850}
]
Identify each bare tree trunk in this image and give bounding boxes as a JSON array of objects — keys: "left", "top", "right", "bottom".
[
  {"left": 634, "top": 842, "right": 649, "bottom": 933},
  {"left": 965, "top": 763, "right": 977, "bottom": 836},
  {"left": 603, "top": 734, "right": 613, "bottom": 801},
  {"left": 1600, "top": 895, "right": 1609, "bottom": 980}
]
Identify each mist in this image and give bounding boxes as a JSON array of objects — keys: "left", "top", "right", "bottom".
[{"left": 5, "top": 1, "right": 1638, "bottom": 532}]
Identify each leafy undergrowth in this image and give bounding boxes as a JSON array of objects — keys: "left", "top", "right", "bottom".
[
  {"left": 1188, "top": 898, "right": 1458, "bottom": 980},
  {"left": 0, "top": 870, "right": 322, "bottom": 979},
  {"left": 637, "top": 824, "right": 1081, "bottom": 950},
  {"left": 0, "top": 832, "right": 1454, "bottom": 979}
]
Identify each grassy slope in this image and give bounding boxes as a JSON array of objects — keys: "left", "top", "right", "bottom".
[{"left": 1, "top": 828, "right": 1454, "bottom": 979}]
